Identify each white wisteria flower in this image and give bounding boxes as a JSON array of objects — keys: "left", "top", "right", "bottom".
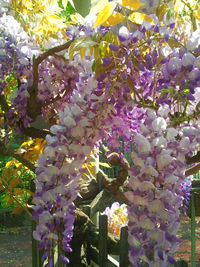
[
  {"left": 157, "top": 150, "right": 174, "bottom": 170},
  {"left": 152, "top": 136, "right": 167, "bottom": 148},
  {"left": 152, "top": 117, "right": 167, "bottom": 132},
  {"left": 131, "top": 151, "right": 145, "bottom": 168},
  {"left": 182, "top": 52, "right": 196, "bottom": 66},
  {"left": 50, "top": 125, "right": 66, "bottom": 134},
  {"left": 71, "top": 126, "right": 85, "bottom": 138},
  {"left": 63, "top": 116, "right": 76, "bottom": 128},
  {"left": 142, "top": 165, "right": 159, "bottom": 177},
  {"left": 71, "top": 104, "right": 82, "bottom": 116},
  {"left": 44, "top": 146, "right": 55, "bottom": 158},
  {"left": 158, "top": 104, "right": 171, "bottom": 117},
  {"left": 134, "top": 133, "right": 151, "bottom": 153},
  {"left": 166, "top": 128, "right": 178, "bottom": 141}
]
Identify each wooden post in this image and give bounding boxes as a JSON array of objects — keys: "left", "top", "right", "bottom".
[
  {"left": 38, "top": 249, "right": 43, "bottom": 267},
  {"left": 190, "top": 190, "right": 196, "bottom": 267},
  {"left": 99, "top": 215, "right": 108, "bottom": 267},
  {"left": 119, "top": 226, "right": 129, "bottom": 267},
  {"left": 32, "top": 221, "right": 38, "bottom": 267},
  {"left": 175, "top": 260, "right": 188, "bottom": 266}
]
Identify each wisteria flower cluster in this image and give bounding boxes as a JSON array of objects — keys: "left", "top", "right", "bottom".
[
  {"left": 32, "top": 54, "right": 126, "bottom": 265},
  {"left": 30, "top": 15, "right": 200, "bottom": 266},
  {"left": 0, "top": 13, "right": 40, "bottom": 132},
  {"left": 1, "top": 1, "right": 200, "bottom": 267},
  {"left": 0, "top": 14, "right": 33, "bottom": 90},
  {"left": 159, "top": 50, "right": 200, "bottom": 105},
  {"left": 126, "top": 107, "right": 200, "bottom": 266}
]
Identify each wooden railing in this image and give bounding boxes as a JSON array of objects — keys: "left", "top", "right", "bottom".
[{"left": 32, "top": 199, "right": 200, "bottom": 267}]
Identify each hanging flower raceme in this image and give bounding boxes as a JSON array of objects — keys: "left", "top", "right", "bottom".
[
  {"left": 0, "top": 14, "right": 41, "bottom": 132},
  {"left": 32, "top": 26, "right": 132, "bottom": 267},
  {"left": 0, "top": 15, "right": 34, "bottom": 90},
  {"left": 32, "top": 54, "right": 123, "bottom": 265},
  {"left": 126, "top": 108, "right": 200, "bottom": 267}
]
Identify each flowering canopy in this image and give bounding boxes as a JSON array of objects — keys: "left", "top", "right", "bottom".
[{"left": 0, "top": 0, "right": 200, "bottom": 266}]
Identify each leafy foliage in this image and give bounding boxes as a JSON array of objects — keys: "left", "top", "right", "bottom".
[
  {"left": 93, "top": 2, "right": 117, "bottom": 28},
  {"left": 69, "top": 36, "right": 98, "bottom": 60},
  {"left": 93, "top": 0, "right": 154, "bottom": 28},
  {"left": 10, "top": 0, "right": 68, "bottom": 42},
  {"left": 57, "top": 0, "right": 75, "bottom": 21},
  {"left": 0, "top": 138, "right": 45, "bottom": 213}
]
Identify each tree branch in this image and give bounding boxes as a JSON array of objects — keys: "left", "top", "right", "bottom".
[
  {"left": 27, "top": 40, "right": 73, "bottom": 121},
  {"left": 77, "top": 152, "right": 129, "bottom": 217},
  {"left": 32, "top": 40, "right": 73, "bottom": 70},
  {"left": 186, "top": 151, "right": 200, "bottom": 165},
  {"left": 90, "top": 185, "right": 128, "bottom": 218},
  {"left": 20, "top": 125, "right": 50, "bottom": 139},
  {"left": 185, "top": 163, "right": 200, "bottom": 177},
  {"left": 0, "top": 143, "right": 36, "bottom": 172},
  {"left": 28, "top": 40, "right": 73, "bottom": 96},
  {"left": 0, "top": 94, "right": 9, "bottom": 112}
]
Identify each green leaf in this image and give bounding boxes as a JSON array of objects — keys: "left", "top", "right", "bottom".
[
  {"left": 69, "top": 36, "right": 98, "bottom": 60},
  {"left": 196, "top": 101, "right": 200, "bottom": 110},
  {"left": 160, "top": 87, "right": 174, "bottom": 96},
  {"left": 98, "top": 41, "right": 109, "bottom": 58},
  {"left": 156, "top": 3, "right": 169, "bottom": 22},
  {"left": 167, "top": 9, "right": 172, "bottom": 20},
  {"left": 68, "top": 0, "right": 75, "bottom": 8},
  {"left": 62, "top": 0, "right": 68, "bottom": 9},
  {"left": 80, "top": 47, "right": 86, "bottom": 60},
  {"left": 57, "top": 1, "right": 75, "bottom": 22},
  {"left": 72, "top": 0, "right": 91, "bottom": 17},
  {"left": 168, "top": 87, "right": 175, "bottom": 94},
  {"left": 180, "top": 89, "right": 189, "bottom": 95},
  {"left": 159, "top": 88, "right": 170, "bottom": 97},
  {"left": 92, "top": 60, "right": 96, "bottom": 72}
]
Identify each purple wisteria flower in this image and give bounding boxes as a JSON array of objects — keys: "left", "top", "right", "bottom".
[{"left": 126, "top": 109, "right": 200, "bottom": 266}]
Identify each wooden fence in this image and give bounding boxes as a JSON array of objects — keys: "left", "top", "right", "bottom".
[
  {"left": 32, "top": 188, "right": 200, "bottom": 267},
  {"left": 30, "top": 148, "right": 200, "bottom": 266},
  {"left": 189, "top": 188, "right": 200, "bottom": 267}
]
